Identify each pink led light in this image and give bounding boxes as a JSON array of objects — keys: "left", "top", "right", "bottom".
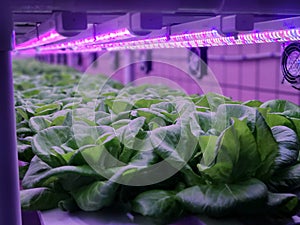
[
  {"left": 19, "top": 28, "right": 300, "bottom": 54},
  {"left": 13, "top": 45, "right": 103, "bottom": 56},
  {"left": 105, "top": 28, "right": 300, "bottom": 51},
  {"left": 39, "top": 29, "right": 218, "bottom": 52},
  {"left": 170, "top": 30, "right": 221, "bottom": 42},
  {"left": 40, "top": 28, "right": 134, "bottom": 51},
  {"left": 95, "top": 28, "right": 133, "bottom": 41},
  {"left": 15, "top": 29, "right": 66, "bottom": 50}
]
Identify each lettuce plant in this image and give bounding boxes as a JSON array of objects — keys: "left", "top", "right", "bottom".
[{"left": 15, "top": 59, "right": 300, "bottom": 222}]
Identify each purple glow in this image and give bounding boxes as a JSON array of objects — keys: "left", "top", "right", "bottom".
[
  {"left": 17, "top": 28, "right": 300, "bottom": 54},
  {"left": 95, "top": 28, "right": 133, "bottom": 41},
  {"left": 13, "top": 44, "right": 103, "bottom": 55},
  {"left": 15, "top": 29, "right": 66, "bottom": 50},
  {"left": 38, "top": 30, "right": 219, "bottom": 52},
  {"left": 40, "top": 28, "right": 134, "bottom": 51},
  {"left": 104, "top": 28, "right": 300, "bottom": 51},
  {"left": 170, "top": 30, "right": 221, "bottom": 42}
]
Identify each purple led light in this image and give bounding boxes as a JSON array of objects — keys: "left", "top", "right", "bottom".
[
  {"left": 170, "top": 30, "right": 221, "bottom": 42},
  {"left": 14, "top": 44, "right": 103, "bottom": 55},
  {"left": 18, "top": 28, "right": 300, "bottom": 54},
  {"left": 104, "top": 28, "right": 300, "bottom": 51},
  {"left": 40, "top": 28, "right": 134, "bottom": 51},
  {"left": 15, "top": 29, "right": 66, "bottom": 50},
  {"left": 39, "top": 29, "right": 218, "bottom": 52},
  {"left": 95, "top": 28, "right": 133, "bottom": 41}
]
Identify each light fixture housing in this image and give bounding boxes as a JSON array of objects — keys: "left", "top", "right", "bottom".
[
  {"left": 14, "top": 15, "right": 300, "bottom": 54},
  {"left": 15, "top": 29, "right": 66, "bottom": 50},
  {"left": 15, "top": 11, "right": 88, "bottom": 50}
]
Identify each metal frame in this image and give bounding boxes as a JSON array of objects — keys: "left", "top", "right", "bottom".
[
  {"left": 0, "top": 2, "right": 22, "bottom": 225},
  {"left": 2, "top": 1, "right": 300, "bottom": 224}
]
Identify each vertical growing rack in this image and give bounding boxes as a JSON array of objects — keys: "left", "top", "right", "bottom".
[{"left": 2, "top": 1, "right": 300, "bottom": 224}]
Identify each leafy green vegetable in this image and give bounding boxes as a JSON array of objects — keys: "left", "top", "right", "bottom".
[
  {"left": 71, "top": 181, "right": 118, "bottom": 211},
  {"left": 198, "top": 119, "right": 261, "bottom": 183},
  {"left": 267, "top": 192, "right": 298, "bottom": 215},
  {"left": 132, "top": 190, "right": 181, "bottom": 218},
  {"left": 177, "top": 179, "right": 267, "bottom": 217},
  {"left": 21, "top": 187, "right": 68, "bottom": 210},
  {"left": 15, "top": 59, "right": 300, "bottom": 220},
  {"left": 32, "top": 126, "right": 72, "bottom": 167},
  {"left": 268, "top": 163, "right": 300, "bottom": 192},
  {"left": 271, "top": 126, "right": 299, "bottom": 170}
]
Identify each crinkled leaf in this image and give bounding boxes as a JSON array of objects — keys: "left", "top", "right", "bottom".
[
  {"left": 32, "top": 126, "right": 72, "bottom": 167},
  {"left": 22, "top": 156, "right": 51, "bottom": 188},
  {"left": 116, "top": 117, "right": 145, "bottom": 149},
  {"left": 265, "top": 113, "right": 295, "bottom": 130},
  {"left": 153, "top": 123, "right": 197, "bottom": 167},
  {"left": 268, "top": 163, "right": 300, "bottom": 192},
  {"left": 267, "top": 192, "right": 298, "bottom": 215},
  {"left": 105, "top": 99, "right": 133, "bottom": 114},
  {"left": 29, "top": 116, "right": 51, "bottom": 132},
  {"left": 21, "top": 187, "right": 68, "bottom": 210},
  {"left": 58, "top": 198, "right": 79, "bottom": 212},
  {"left": 71, "top": 181, "right": 118, "bottom": 211},
  {"left": 260, "top": 99, "right": 300, "bottom": 114},
  {"left": 137, "top": 108, "right": 171, "bottom": 124},
  {"left": 23, "top": 156, "right": 102, "bottom": 189},
  {"left": 35, "top": 103, "right": 61, "bottom": 116},
  {"left": 198, "top": 135, "right": 218, "bottom": 168},
  {"left": 52, "top": 110, "right": 73, "bottom": 127},
  {"left": 18, "top": 144, "right": 34, "bottom": 162},
  {"left": 177, "top": 178, "right": 267, "bottom": 217},
  {"left": 194, "top": 93, "right": 230, "bottom": 111},
  {"left": 72, "top": 123, "right": 100, "bottom": 147},
  {"left": 132, "top": 190, "right": 181, "bottom": 218},
  {"left": 214, "top": 104, "right": 257, "bottom": 132},
  {"left": 271, "top": 126, "right": 299, "bottom": 170},
  {"left": 198, "top": 119, "right": 260, "bottom": 183},
  {"left": 196, "top": 112, "right": 215, "bottom": 133},
  {"left": 150, "top": 102, "right": 176, "bottom": 113},
  {"left": 289, "top": 117, "right": 300, "bottom": 141}
]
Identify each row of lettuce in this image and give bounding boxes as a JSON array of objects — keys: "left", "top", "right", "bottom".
[{"left": 15, "top": 59, "right": 300, "bottom": 222}]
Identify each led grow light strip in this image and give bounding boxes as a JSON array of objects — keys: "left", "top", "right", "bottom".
[
  {"left": 21, "top": 28, "right": 300, "bottom": 53},
  {"left": 169, "top": 30, "right": 221, "bottom": 41},
  {"left": 14, "top": 44, "right": 104, "bottom": 55},
  {"left": 37, "top": 29, "right": 221, "bottom": 52},
  {"left": 104, "top": 28, "right": 300, "bottom": 51},
  {"left": 39, "top": 28, "right": 134, "bottom": 51},
  {"left": 15, "top": 29, "right": 66, "bottom": 50}
]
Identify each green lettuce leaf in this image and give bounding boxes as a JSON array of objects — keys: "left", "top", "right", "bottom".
[
  {"left": 177, "top": 178, "right": 267, "bottom": 217},
  {"left": 32, "top": 126, "right": 72, "bottom": 167},
  {"left": 21, "top": 187, "right": 68, "bottom": 210},
  {"left": 132, "top": 190, "right": 181, "bottom": 218},
  {"left": 271, "top": 126, "right": 299, "bottom": 170},
  {"left": 71, "top": 181, "right": 118, "bottom": 211}
]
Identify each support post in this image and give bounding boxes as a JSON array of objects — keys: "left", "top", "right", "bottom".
[
  {"left": 124, "top": 50, "right": 135, "bottom": 84},
  {"left": 0, "top": 2, "right": 22, "bottom": 225}
]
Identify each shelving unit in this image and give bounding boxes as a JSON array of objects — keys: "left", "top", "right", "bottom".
[{"left": 2, "top": 1, "right": 300, "bottom": 224}]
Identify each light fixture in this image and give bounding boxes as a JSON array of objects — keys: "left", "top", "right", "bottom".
[
  {"left": 16, "top": 28, "right": 300, "bottom": 54},
  {"left": 32, "top": 13, "right": 162, "bottom": 52},
  {"left": 103, "top": 28, "right": 300, "bottom": 51},
  {"left": 35, "top": 29, "right": 222, "bottom": 53},
  {"left": 15, "top": 12, "right": 89, "bottom": 51},
  {"left": 15, "top": 29, "right": 66, "bottom": 50},
  {"left": 39, "top": 28, "right": 134, "bottom": 51},
  {"left": 14, "top": 15, "right": 300, "bottom": 54}
]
